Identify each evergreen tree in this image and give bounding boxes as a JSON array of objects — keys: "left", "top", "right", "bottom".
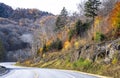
[
  {"left": 55, "top": 7, "right": 68, "bottom": 30},
  {"left": 75, "top": 20, "right": 90, "bottom": 37},
  {"left": 84, "top": 0, "right": 101, "bottom": 35},
  {"left": 60, "top": 7, "right": 68, "bottom": 17},
  {"left": 75, "top": 20, "right": 83, "bottom": 35},
  {"left": 84, "top": 0, "right": 101, "bottom": 18}
]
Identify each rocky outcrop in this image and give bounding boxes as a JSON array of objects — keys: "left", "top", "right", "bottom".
[{"left": 72, "top": 38, "right": 120, "bottom": 63}]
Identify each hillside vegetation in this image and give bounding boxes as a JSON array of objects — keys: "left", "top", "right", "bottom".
[
  {"left": 0, "top": 3, "right": 53, "bottom": 61},
  {"left": 18, "top": 1, "right": 120, "bottom": 78},
  {"left": 0, "top": 1, "right": 120, "bottom": 78}
]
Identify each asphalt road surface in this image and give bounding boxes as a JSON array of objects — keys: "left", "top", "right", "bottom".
[{"left": 0, "top": 62, "right": 108, "bottom": 78}]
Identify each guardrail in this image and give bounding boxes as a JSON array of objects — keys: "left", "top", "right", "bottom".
[{"left": 0, "top": 66, "right": 9, "bottom": 76}]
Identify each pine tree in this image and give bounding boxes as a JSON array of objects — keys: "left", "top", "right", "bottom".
[
  {"left": 84, "top": 0, "right": 101, "bottom": 36},
  {"left": 60, "top": 7, "right": 68, "bottom": 17},
  {"left": 55, "top": 7, "right": 68, "bottom": 30},
  {"left": 84, "top": 0, "right": 101, "bottom": 18}
]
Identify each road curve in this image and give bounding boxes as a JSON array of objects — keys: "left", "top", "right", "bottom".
[{"left": 0, "top": 62, "right": 108, "bottom": 78}]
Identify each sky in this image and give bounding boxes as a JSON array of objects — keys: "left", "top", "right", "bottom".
[{"left": 0, "top": 0, "right": 82, "bottom": 15}]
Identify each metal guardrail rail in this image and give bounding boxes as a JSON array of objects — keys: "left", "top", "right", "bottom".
[{"left": 0, "top": 66, "right": 9, "bottom": 76}]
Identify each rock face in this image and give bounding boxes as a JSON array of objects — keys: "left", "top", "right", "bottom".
[{"left": 72, "top": 38, "right": 120, "bottom": 63}]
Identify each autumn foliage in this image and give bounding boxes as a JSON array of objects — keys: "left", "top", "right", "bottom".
[
  {"left": 108, "top": 2, "right": 120, "bottom": 37},
  {"left": 37, "top": 2, "right": 120, "bottom": 57}
]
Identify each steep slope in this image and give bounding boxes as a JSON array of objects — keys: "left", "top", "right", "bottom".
[
  {"left": 19, "top": 1, "right": 120, "bottom": 78},
  {"left": 0, "top": 3, "right": 54, "bottom": 62}
]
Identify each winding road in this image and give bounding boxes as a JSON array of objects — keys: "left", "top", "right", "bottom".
[{"left": 0, "top": 62, "right": 108, "bottom": 78}]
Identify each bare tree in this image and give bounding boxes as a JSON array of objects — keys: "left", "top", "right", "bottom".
[
  {"left": 31, "top": 16, "right": 56, "bottom": 57},
  {"left": 99, "top": 0, "right": 118, "bottom": 16},
  {"left": 77, "top": 0, "right": 86, "bottom": 16}
]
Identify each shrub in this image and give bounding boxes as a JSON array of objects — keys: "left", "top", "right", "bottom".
[
  {"left": 74, "top": 41, "right": 80, "bottom": 49},
  {"left": 48, "top": 38, "right": 63, "bottom": 51},
  {"left": 75, "top": 20, "right": 83, "bottom": 35},
  {"left": 55, "top": 38, "right": 63, "bottom": 50},
  {"left": 73, "top": 58, "right": 92, "bottom": 69},
  {"left": 63, "top": 41, "right": 71, "bottom": 50},
  {"left": 42, "top": 44, "right": 47, "bottom": 52},
  {"left": 112, "top": 57, "right": 118, "bottom": 65},
  {"left": 94, "top": 32, "right": 105, "bottom": 42},
  {"left": 75, "top": 20, "right": 90, "bottom": 37},
  {"left": 40, "top": 38, "right": 63, "bottom": 53},
  {"left": 68, "top": 20, "right": 90, "bottom": 41},
  {"left": 68, "top": 29, "right": 75, "bottom": 41},
  {"left": 112, "top": 52, "right": 119, "bottom": 64}
]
